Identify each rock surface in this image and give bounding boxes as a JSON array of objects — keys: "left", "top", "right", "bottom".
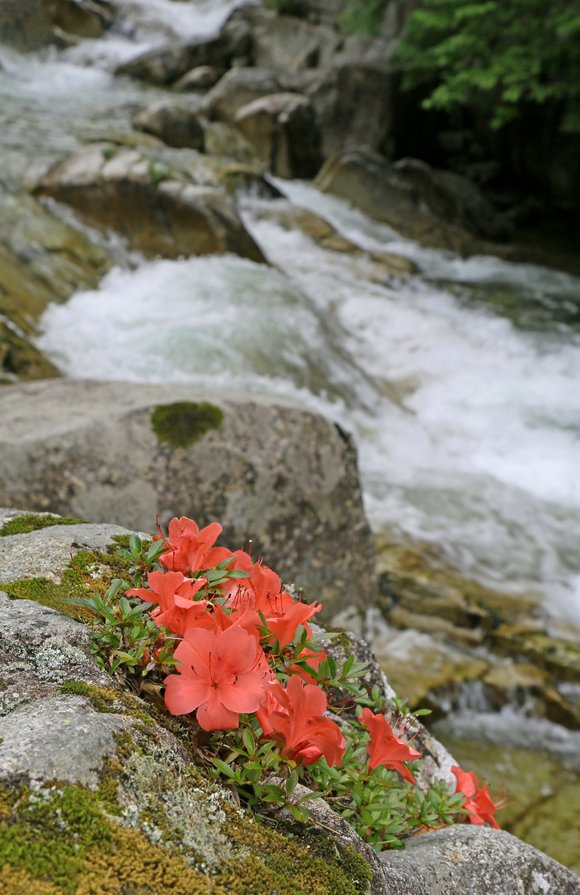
[
  {"left": 379, "top": 825, "right": 580, "bottom": 894},
  {"left": 35, "top": 144, "right": 265, "bottom": 262},
  {"left": 0, "top": 0, "right": 114, "bottom": 48},
  {"left": 0, "top": 183, "right": 110, "bottom": 382},
  {"left": 316, "top": 147, "right": 510, "bottom": 252},
  {"left": 234, "top": 92, "right": 322, "bottom": 178},
  {"left": 133, "top": 100, "right": 206, "bottom": 151},
  {"left": 0, "top": 379, "right": 377, "bottom": 615}
]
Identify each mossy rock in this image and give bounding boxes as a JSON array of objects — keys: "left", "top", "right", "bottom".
[
  {"left": 0, "top": 323, "right": 60, "bottom": 384},
  {"left": 1, "top": 547, "right": 132, "bottom": 622},
  {"left": 151, "top": 401, "right": 224, "bottom": 449},
  {"left": 0, "top": 513, "right": 84, "bottom": 537}
]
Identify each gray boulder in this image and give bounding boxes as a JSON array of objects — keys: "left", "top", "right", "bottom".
[
  {"left": 232, "top": 6, "right": 342, "bottom": 74},
  {"left": 380, "top": 825, "right": 580, "bottom": 894},
  {"left": 307, "top": 59, "right": 395, "bottom": 158},
  {"left": 35, "top": 144, "right": 265, "bottom": 262},
  {"left": 316, "top": 147, "right": 509, "bottom": 252},
  {"left": 116, "top": 17, "right": 252, "bottom": 86},
  {"left": 133, "top": 100, "right": 206, "bottom": 151},
  {"left": 234, "top": 92, "right": 322, "bottom": 179},
  {"left": 201, "top": 67, "right": 284, "bottom": 122},
  {"left": 173, "top": 65, "right": 226, "bottom": 93},
  {"left": 0, "top": 0, "right": 114, "bottom": 48},
  {"left": 0, "top": 380, "right": 377, "bottom": 616}
]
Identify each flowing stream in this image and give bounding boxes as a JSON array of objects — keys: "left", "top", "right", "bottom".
[{"left": 2, "top": 0, "right": 580, "bottom": 758}]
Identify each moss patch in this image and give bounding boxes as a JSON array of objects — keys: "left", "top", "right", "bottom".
[
  {"left": 0, "top": 784, "right": 112, "bottom": 895},
  {"left": 59, "top": 681, "right": 154, "bottom": 726},
  {"left": 151, "top": 401, "right": 224, "bottom": 449},
  {"left": 0, "top": 514, "right": 84, "bottom": 537},
  {"left": 221, "top": 811, "right": 372, "bottom": 895},
  {"left": 1, "top": 548, "right": 132, "bottom": 622}
]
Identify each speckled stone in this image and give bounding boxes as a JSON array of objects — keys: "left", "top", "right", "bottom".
[{"left": 379, "top": 825, "right": 580, "bottom": 894}]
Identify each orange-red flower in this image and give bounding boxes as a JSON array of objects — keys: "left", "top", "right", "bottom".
[
  {"left": 164, "top": 626, "right": 268, "bottom": 731},
  {"left": 257, "top": 676, "right": 345, "bottom": 767},
  {"left": 160, "top": 517, "right": 231, "bottom": 575},
  {"left": 451, "top": 765, "right": 501, "bottom": 829},
  {"left": 360, "top": 708, "right": 421, "bottom": 783},
  {"left": 127, "top": 570, "right": 212, "bottom": 636}
]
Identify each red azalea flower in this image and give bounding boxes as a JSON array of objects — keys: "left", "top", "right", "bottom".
[
  {"left": 127, "top": 570, "right": 212, "bottom": 636},
  {"left": 258, "top": 676, "right": 345, "bottom": 767},
  {"left": 160, "top": 517, "right": 231, "bottom": 575},
  {"left": 360, "top": 708, "right": 421, "bottom": 783},
  {"left": 164, "top": 626, "right": 267, "bottom": 731},
  {"left": 452, "top": 765, "right": 501, "bottom": 829}
]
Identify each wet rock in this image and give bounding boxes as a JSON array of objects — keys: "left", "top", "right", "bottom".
[
  {"left": 369, "top": 619, "right": 488, "bottom": 710},
  {"left": 231, "top": 6, "right": 342, "bottom": 74},
  {"left": 0, "top": 184, "right": 110, "bottom": 331},
  {"left": 394, "top": 157, "right": 512, "bottom": 242},
  {"left": 173, "top": 65, "right": 225, "bottom": 92},
  {"left": 307, "top": 59, "right": 394, "bottom": 158},
  {"left": 0, "top": 321, "right": 60, "bottom": 384},
  {"left": 492, "top": 627, "right": 580, "bottom": 683},
  {"left": 52, "top": 0, "right": 114, "bottom": 38},
  {"left": 376, "top": 536, "right": 539, "bottom": 635},
  {"left": 0, "top": 380, "right": 377, "bottom": 615},
  {"left": 234, "top": 92, "right": 322, "bottom": 179},
  {"left": 380, "top": 825, "right": 580, "bottom": 894},
  {"left": 35, "top": 144, "right": 265, "bottom": 263},
  {"left": 0, "top": 0, "right": 113, "bottom": 48},
  {"left": 0, "top": 183, "right": 110, "bottom": 383},
  {"left": 252, "top": 201, "right": 416, "bottom": 274},
  {"left": 116, "top": 17, "right": 252, "bottom": 86},
  {"left": 316, "top": 147, "right": 509, "bottom": 253},
  {"left": 133, "top": 100, "right": 206, "bottom": 151},
  {"left": 201, "top": 67, "right": 284, "bottom": 122}
]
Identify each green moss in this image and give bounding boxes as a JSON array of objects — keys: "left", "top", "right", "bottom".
[
  {"left": 0, "top": 783, "right": 215, "bottom": 895},
  {"left": 221, "top": 810, "right": 372, "bottom": 895},
  {"left": 58, "top": 681, "right": 154, "bottom": 726},
  {"left": 151, "top": 401, "right": 224, "bottom": 449},
  {"left": 0, "top": 514, "right": 84, "bottom": 537},
  {"left": 1, "top": 547, "right": 132, "bottom": 621},
  {"left": 0, "top": 784, "right": 111, "bottom": 894}
]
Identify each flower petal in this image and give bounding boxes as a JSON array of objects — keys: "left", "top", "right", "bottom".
[
  {"left": 197, "top": 690, "right": 239, "bottom": 731},
  {"left": 218, "top": 673, "right": 265, "bottom": 713},
  {"left": 164, "top": 675, "right": 208, "bottom": 716}
]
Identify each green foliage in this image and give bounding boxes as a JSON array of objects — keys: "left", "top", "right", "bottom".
[
  {"left": 151, "top": 400, "right": 224, "bottom": 449},
  {"left": 147, "top": 161, "right": 171, "bottom": 184},
  {"left": 339, "top": 0, "right": 388, "bottom": 36},
  {"left": 395, "top": 0, "right": 580, "bottom": 131},
  {"left": 0, "top": 513, "right": 83, "bottom": 537},
  {"left": 309, "top": 732, "right": 464, "bottom": 849}
]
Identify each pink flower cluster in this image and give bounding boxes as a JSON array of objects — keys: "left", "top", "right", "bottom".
[{"left": 127, "top": 516, "right": 422, "bottom": 780}]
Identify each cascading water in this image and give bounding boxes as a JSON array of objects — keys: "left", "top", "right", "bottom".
[{"left": 36, "top": 184, "right": 580, "bottom": 630}]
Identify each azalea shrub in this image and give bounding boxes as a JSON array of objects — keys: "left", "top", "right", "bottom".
[{"left": 81, "top": 516, "right": 501, "bottom": 848}]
